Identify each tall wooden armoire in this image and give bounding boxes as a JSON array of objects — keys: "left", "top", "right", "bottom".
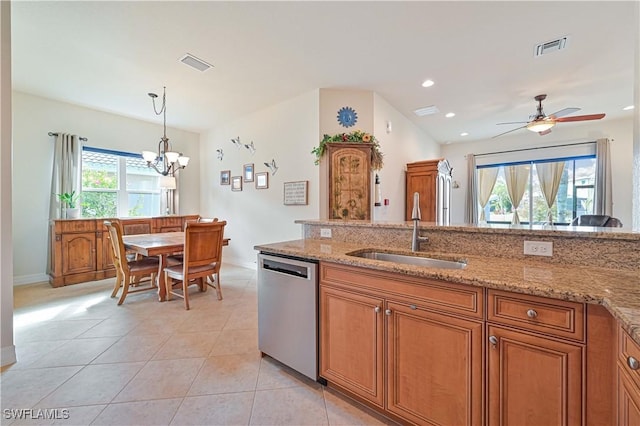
[{"left": 405, "top": 158, "right": 453, "bottom": 224}]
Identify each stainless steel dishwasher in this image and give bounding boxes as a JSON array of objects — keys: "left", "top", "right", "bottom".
[{"left": 257, "top": 253, "right": 318, "bottom": 381}]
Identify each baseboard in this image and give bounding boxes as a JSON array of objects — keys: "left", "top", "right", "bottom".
[
  {"left": 13, "top": 273, "right": 49, "bottom": 286},
  {"left": 1, "top": 345, "right": 16, "bottom": 367},
  {"left": 224, "top": 258, "right": 258, "bottom": 270}
]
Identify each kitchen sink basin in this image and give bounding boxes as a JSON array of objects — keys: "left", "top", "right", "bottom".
[{"left": 347, "top": 250, "right": 467, "bottom": 269}]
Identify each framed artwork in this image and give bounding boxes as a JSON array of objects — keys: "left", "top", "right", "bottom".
[
  {"left": 255, "top": 172, "right": 269, "bottom": 189},
  {"left": 243, "top": 163, "right": 254, "bottom": 182},
  {"left": 283, "top": 181, "right": 308, "bottom": 205},
  {"left": 231, "top": 176, "right": 243, "bottom": 191},
  {"left": 220, "top": 170, "right": 230, "bottom": 185}
]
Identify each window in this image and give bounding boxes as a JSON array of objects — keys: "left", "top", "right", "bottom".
[
  {"left": 81, "top": 147, "right": 161, "bottom": 217},
  {"left": 479, "top": 156, "right": 596, "bottom": 225}
]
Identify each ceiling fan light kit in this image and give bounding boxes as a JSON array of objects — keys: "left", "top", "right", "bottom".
[{"left": 493, "top": 94, "right": 605, "bottom": 138}]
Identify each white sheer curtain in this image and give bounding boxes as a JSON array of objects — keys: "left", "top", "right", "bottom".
[
  {"left": 49, "top": 133, "right": 83, "bottom": 219},
  {"left": 477, "top": 168, "right": 499, "bottom": 222},
  {"left": 464, "top": 154, "right": 478, "bottom": 224},
  {"left": 536, "top": 161, "right": 565, "bottom": 224},
  {"left": 594, "top": 138, "right": 612, "bottom": 215},
  {"left": 504, "top": 164, "right": 530, "bottom": 224}
]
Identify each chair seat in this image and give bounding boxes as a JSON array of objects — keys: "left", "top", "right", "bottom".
[
  {"left": 165, "top": 262, "right": 218, "bottom": 278},
  {"left": 128, "top": 257, "right": 160, "bottom": 274}
]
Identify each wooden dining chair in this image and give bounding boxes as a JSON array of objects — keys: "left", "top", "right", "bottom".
[
  {"left": 104, "top": 220, "right": 160, "bottom": 305},
  {"left": 164, "top": 220, "right": 227, "bottom": 310}
]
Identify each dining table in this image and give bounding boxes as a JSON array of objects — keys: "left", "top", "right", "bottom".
[{"left": 122, "top": 231, "right": 229, "bottom": 302}]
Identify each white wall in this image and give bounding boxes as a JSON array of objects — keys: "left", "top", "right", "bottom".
[
  {"left": 441, "top": 117, "right": 635, "bottom": 227},
  {"left": 372, "top": 93, "right": 441, "bottom": 221},
  {"left": 1, "top": 0, "right": 16, "bottom": 366},
  {"left": 200, "top": 90, "right": 320, "bottom": 269},
  {"left": 12, "top": 92, "right": 201, "bottom": 284}
]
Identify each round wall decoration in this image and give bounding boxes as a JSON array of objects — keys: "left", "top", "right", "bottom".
[{"left": 337, "top": 106, "right": 358, "bottom": 128}]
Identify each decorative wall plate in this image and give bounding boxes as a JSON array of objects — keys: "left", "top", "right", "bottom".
[{"left": 337, "top": 106, "right": 358, "bottom": 128}]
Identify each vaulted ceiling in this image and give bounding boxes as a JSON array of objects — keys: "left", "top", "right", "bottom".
[{"left": 11, "top": 1, "right": 638, "bottom": 143}]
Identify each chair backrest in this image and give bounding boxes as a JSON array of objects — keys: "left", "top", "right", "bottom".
[
  {"left": 104, "top": 220, "right": 127, "bottom": 272},
  {"left": 183, "top": 217, "right": 219, "bottom": 230},
  {"left": 183, "top": 221, "right": 226, "bottom": 271},
  {"left": 571, "top": 215, "right": 623, "bottom": 227}
]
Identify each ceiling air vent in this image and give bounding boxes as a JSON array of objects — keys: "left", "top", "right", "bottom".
[
  {"left": 414, "top": 105, "right": 440, "bottom": 117},
  {"left": 179, "top": 53, "right": 213, "bottom": 72},
  {"left": 534, "top": 36, "right": 569, "bottom": 57}
]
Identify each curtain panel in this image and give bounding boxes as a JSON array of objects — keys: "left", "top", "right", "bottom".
[
  {"left": 477, "top": 168, "right": 499, "bottom": 222},
  {"left": 49, "top": 133, "right": 83, "bottom": 219},
  {"left": 595, "top": 138, "right": 612, "bottom": 216},
  {"left": 535, "top": 161, "right": 565, "bottom": 224},
  {"left": 464, "top": 154, "right": 478, "bottom": 224},
  {"left": 504, "top": 164, "right": 530, "bottom": 224}
]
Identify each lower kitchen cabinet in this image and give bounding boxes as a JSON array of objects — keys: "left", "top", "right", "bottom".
[
  {"left": 618, "top": 327, "right": 640, "bottom": 425},
  {"left": 487, "top": 325, "right": 583, "bottom": 426},
  {"left": 319, "top": 285, "right": 384, "bottom": 407},
  {"left": 386, "top": 301, "right": 483, "bottom": 425}
]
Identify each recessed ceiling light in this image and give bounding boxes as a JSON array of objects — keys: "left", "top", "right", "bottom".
[
  {"left": 445, "top": 112, "right": 455, "bottom": 118},
  {"left": 623, "top": 105, "right": 635, "bottom": 110},
  {"left": 421, "top": 79, "right": 435, "bottom": 88},
  {"left": 460, "top": 132, "right": 469, "bottom": 136}
]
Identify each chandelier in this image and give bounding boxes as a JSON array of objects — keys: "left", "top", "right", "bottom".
[{"left": 141, "top": 87, "right": 190, "bottom": 176}]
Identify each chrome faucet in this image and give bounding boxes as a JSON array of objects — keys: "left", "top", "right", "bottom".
[{"left": 411, "top": 192, "right": 429, "bottom": 251}]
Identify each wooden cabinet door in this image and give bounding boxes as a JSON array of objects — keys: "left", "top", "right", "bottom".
[
  {"left": 386, "top": 301, "right": 483, "bottom": 425},
  {"left": 319, "top": 285, "right": 384, "bottom": 407},
  {"left": 618, "top": 365, "right": 640, "bottom": 426},
  {"left": 327, "top": 143, "right": 372, "bottom": 220},
  {"left": 62, "top": 232, "right": 96, "bottom": 275},
  {"left": 406, "top": 169, "right": 437, "bottom": 222},
  {"left": 487, "top": 325, "right": 583, "bottom": 426}
]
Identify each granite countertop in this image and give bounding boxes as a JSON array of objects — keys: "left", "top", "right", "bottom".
[{"left": 255, "top": 238, "right": 640, "bottom": 345}]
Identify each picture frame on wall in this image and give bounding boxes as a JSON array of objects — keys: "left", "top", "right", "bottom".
[
  {"left": 255, "top": 172, "right": 269, "bottom": 189},
  {"left": 243, "top": 163, "right": 254, "bottom": 182},
  {"left": 231, "top": 176, "right": 243, "bottom": 191},
  {"left": 220, "top": 170, "right": 230, "bottom": 185}
]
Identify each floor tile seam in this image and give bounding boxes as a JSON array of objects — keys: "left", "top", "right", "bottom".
[
  {"left": 28, "top": 365, "right": 86, "bottom": 411},
  {"left": 247, "top": 355, "right": 263, "bottom": 426},
  {"left": 165, "top": 396, "right": 186, "bottom": 426}
]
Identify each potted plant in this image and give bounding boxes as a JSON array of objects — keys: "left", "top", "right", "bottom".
[{"left": 57, "top": 190, "right": 81, "bottom": 219}]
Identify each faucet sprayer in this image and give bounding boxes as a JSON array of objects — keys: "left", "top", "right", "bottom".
[
  {"left": 411, "top": 192, "right": 421, "bottom": 221},
  {"left": 411, "top": 192, "right": 428, "bottom": 251}
]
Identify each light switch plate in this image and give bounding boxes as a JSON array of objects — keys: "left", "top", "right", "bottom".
[
  {"left": 524, "top": 240, "right": 553, "bottom": 257},
  {"left": 320, "top": 228, "right": 332, "bottom": 238}
]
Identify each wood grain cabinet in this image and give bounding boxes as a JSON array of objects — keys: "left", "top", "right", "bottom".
[
  {"left": 618, "top": 327, "right": 640, "bottom": 425},
  {"left": 405, "top": 158, "right": 452, "bottom": 224},
  {"left": 486, "top": 290, "right": 585, "bottom": 426},
  {"left": 49, "top": 214, "right": 198, "bottom": 287},
  {"left": 319, "top": 262, "right": 483, "bottom": 425}
]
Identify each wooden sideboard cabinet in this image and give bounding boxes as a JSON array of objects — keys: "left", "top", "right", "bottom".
[
  {"left": 49, "top": 214, "right": 198, "bottom": 287},
  {"left": 405, "top": 158, "right": 452, "bottom": 224}
]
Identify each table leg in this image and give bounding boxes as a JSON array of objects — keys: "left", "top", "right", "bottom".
[{"left": 157, "top": 255, "right": 167, "bottom": 302}]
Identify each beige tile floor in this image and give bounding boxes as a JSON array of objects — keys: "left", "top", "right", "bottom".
[{"left": 2, "top": 264, "right": 394, "bottom": 426}]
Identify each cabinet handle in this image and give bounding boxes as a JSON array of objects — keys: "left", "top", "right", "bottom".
[
  {"left": 489, "top": 335, "right": 498, "bottom": 347},
  {"left": 374, "top": 306, "right": 381, "bottom": 313},
  {"left": 385, "top": 309, "right": 392, "bottom": 316},
  {"left": 526, "top": 309, "right": 538, "bottom": 319},
  {"left": 628, "top": 356, "right": 640, "bottom": 370},
  {"left": 409, "top": 304, "right": 417, "bottom": 310}
]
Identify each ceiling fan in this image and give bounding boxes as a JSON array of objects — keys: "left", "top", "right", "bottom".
[{"left": 493, "top": 94, "right": 605, "bottom": 138}]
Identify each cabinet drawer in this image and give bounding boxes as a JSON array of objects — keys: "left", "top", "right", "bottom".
[
  {"left": 619, "top": 327, "right": 640, "bottom": 388},
  {"left": 58, "top": 219, "right": 96, "bottom": 233},
  {"left": 487, "top": 289, "right": 585, "bottom": 341}
]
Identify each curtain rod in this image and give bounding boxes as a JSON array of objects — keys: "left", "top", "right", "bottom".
[
  {"left": 48, "top": 132, "right": 88, "bottom": 142},
  {"left": 473, "top": 140, "right": 598, "bottom": 158}
]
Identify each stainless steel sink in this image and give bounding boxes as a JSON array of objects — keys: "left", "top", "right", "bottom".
[{"left": 347, "top": 250, "right": 467, "bottom": 269}]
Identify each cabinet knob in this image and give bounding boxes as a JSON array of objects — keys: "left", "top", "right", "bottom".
[
  {"left": 385, "top": 309, "right": 392, "bottom": 316},
  {"left": 628, "top": 356, "right": 640, "bottom": 370},
  {"left": 374, "top": 306, "right": 381, "bottom": 313},
  {"left": 409, "top": 304, "right": 417, "bottom": 310},
  {"left": 489, "top": 335, "right": 498, "bottom": 347},
  {"left": 526, "top": 309, "right": 538, "bottom": 319}
]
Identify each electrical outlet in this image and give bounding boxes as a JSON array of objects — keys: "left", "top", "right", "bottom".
[
  {"left": 320, "top": 228, "right": 332, "bottom": 238},
  {"left": 523, "top": 240, "right": 553, "bottom": 257}
]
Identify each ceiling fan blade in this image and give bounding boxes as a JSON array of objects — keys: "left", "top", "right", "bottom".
[
  {"left": 547, "top": 107, "right": 580, "bottom": 119},
  {"left": 496, "top": 121, "right": 529, "bottom": 125},
  {"left": 492, "top": 124, "right": 527, "bottom": 139},
  {"left": 556, "top": 113, "right": 606, "bottom": 122}
]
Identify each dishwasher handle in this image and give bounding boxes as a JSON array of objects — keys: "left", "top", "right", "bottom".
[{"left": 262, "top": 258, "right": 310, "bottom": 279}]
